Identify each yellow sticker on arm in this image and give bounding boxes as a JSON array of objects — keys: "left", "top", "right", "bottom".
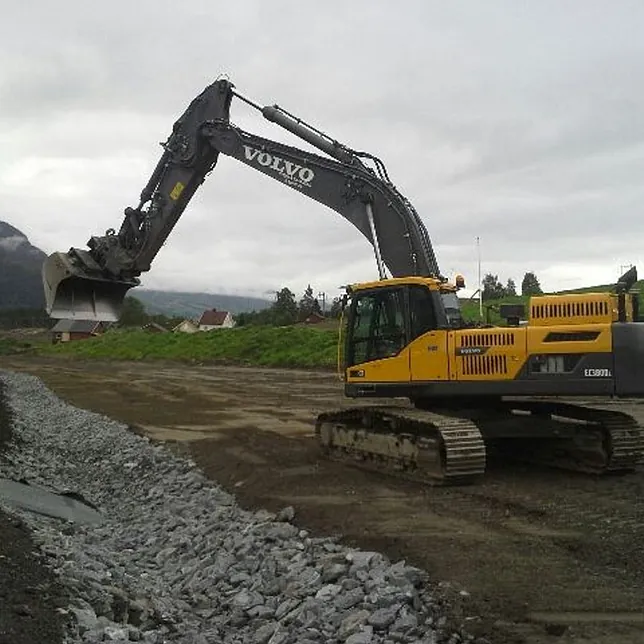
[{"left": 170, "top": 182, "right": 185, "bottom": 201}]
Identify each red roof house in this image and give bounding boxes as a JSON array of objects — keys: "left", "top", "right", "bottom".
[{"left": 197, "top": 309, "right": 235, "bottom": 331}]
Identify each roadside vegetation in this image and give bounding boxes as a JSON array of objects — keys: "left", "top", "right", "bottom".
[{"left": 41, "top": 325, "right": 340, "bottom": 369}]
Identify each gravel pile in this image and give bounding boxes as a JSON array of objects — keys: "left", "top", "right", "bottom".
[{"left": 0, "top": 370, "right": 481, "bottom": 644}]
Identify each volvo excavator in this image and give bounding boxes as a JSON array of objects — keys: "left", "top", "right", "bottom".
[{"left": 42, "top": 78, "right": 644, "bottom": 485}]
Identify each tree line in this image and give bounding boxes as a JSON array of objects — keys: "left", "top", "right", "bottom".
[
  {"left": 235, "top": 285, "right": 342, "bottom": 327},
  {"left": 481, "top": 271, "right": 543, "bottom": 300},
  {"left": 0, "top": 272, "right": 544, "bottom": 330}
]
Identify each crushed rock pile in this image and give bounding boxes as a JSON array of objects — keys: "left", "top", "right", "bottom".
[{"left": 0, "top": 370, "right": 482, "bottom": 644}]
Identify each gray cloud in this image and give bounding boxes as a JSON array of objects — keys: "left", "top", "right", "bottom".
[{"left": 2, "top": 0, "right": 644, "bottom": 301}]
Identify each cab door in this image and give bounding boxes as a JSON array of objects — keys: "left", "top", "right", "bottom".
[
  {"left": 407, "top": 285, "right": 450, "bottom": 381},
  {"left": 344, "top": 286, "right": 411, "bottom": 383}
]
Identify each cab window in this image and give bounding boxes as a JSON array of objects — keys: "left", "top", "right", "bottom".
[
  {"left": 347, "top": 288, "right": 406, "bottom": 365},
  {"left": 408, "top": 285, "right": 437, "bottom": 340}
]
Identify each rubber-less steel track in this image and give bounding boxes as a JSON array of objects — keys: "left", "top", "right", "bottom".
[
  {"left": 315, "top": 400, "right": 644, "bottom": 486},
  {"left": 315, "top": 406, "right": 486, "bottom": 485},
  {"left": 499, "top": 400, "right": 644, "bottom": 474}
]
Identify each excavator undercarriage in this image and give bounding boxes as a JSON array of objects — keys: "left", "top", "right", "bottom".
[{"left": 315, "top": 399, "right": 644, "bottom": 485}]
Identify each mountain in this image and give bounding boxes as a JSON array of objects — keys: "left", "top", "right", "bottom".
[
  {"left": 0, "top": 221, "right": 273, "bottom": 316},
  {"left": 133, "top": 289, "right": 272, "bottom": 318},
  {"left": 0, "top": 221, "right": 47, "bottom": 309}
]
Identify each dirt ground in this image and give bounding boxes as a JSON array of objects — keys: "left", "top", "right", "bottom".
[
  {"left": 3, "top": 356, "right": 644, "bottom": 644},
  {"left": 0, "top": 380, "right": 70, "bottom": 644}
]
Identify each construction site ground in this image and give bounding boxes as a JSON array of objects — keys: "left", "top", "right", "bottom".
[{"left": 2, "top": 355, "right": 644, "bottom": 644}]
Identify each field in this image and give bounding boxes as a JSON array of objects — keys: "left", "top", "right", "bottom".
[{"left": 2, "top": 354, "right": 644, "bottom": 644}]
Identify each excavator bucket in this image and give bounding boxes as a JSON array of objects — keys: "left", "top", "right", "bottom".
[{"left": 42, "top": 252, "right": 138, "bottom": 322}]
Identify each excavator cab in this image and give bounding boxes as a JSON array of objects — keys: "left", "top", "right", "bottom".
[
  {"left": 339, "top": 276, "right": 465, "bottom": 377},
  {"left": 42, "top": 250, "right": 138, "bottom": 322}
]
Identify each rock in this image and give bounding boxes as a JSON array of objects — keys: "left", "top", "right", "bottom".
[
  {"left": 71, "top": 606, "right": 99, "bottom": 634},
  {"left": 322, "top": 562, "right": 348, "bottom": 583},
  {"left": 12, "top": 604, "right": 32, "bottom": 617},
  {"left": 315, "top": 583, "right": 342, "bottom": 600},
  {"left": 232, "top": 589, "right": 264, "bottom": 609},
  {"left": 276, "top": 506, "right": 296, "bottom": 522},
  {"left": 346, "top": 551, "right": 380, "bottom": 569},
  {"left": 103, "top": 625, "right": 129, "bottom": 640},
  {"left": 127, "top": 599, "right": 149, "bottom": 627},
  {"left": 253, "top": 621, "right": 278, "bottom": 643},
  {"left": 391, "top": 611, "right": 419, "bottom": 632},
  {"left": 335, "top": 588, "right": 366, "bottom": 610},
  {"left": 368, "top": 605, "right": 401, "bottom": 630},
  {"left": 338, "top": 609, "right": 370, "bottom": 638},
  {"left": 346, "top": 625, "right": 374, "bottom": 644}
]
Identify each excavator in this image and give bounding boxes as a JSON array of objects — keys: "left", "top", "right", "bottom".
[{"left": 42, "top": 78, "right": 644, "bottom": 485}]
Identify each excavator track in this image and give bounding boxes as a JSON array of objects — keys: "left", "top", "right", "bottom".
[
  {"left": 497, "top": 400, "right": 644, "bottom": 475},
  {"left": 315, "top": 401, "right": 644, "bottom": 486},
  {"left": 315, "top": 406, "right": 486, "bottom": 486}
]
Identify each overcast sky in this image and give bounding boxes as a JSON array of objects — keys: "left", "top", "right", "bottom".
[{"left": 2, "top": 1, "right": 643, "bottom": 302}]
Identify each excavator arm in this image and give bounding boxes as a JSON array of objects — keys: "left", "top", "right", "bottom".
[{"left": 43, "top": 79, "right": 441, "bottom": 321}]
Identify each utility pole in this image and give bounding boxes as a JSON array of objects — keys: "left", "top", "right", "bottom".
[
  {"left": 476, "top": 236, "right": 483, "bottom": 319},
  {"left": 318, "top": 291, "right": 326, "bottom": 314}
]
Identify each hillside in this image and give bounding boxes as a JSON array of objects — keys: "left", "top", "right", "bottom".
[
  {"left": 0, "top": 221, "right": 47, "bottom": 309},
  {"left": 134, "top": 289, "right": 272, "bottom": 318},
  {"left": 0, "top": 220, "right": 272, "bottom": 317}
]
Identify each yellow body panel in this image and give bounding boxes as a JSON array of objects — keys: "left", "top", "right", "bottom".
[
  {"left": 350, "top": 276, "right": 444, "bottom": 292},
  {"left": 529, "top": 293, "right": 621, "bottom": 325},
  {"left": 451, "top": 327, "right": 526, "bottom": 381},
  {"left": 526, "top": 323, "right": 612, "bottom": 354},
  {"left": 409, "top": 331, "right": 450, "bottom": 381},
  {"left": 350, "top": 348, "right": 412, "bottom": 383},
  {"left": 346, "top": 322, "right": 614, "bottom": 384}
]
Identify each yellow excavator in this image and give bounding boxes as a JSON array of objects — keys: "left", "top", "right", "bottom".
[{"left": 42, "top": 78, "right": 644, "bottom": 485}]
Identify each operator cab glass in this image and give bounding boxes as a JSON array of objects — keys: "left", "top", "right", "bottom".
[
  {"left": 440, "top": 291, "right": 465, "bottom": 328},
  {"left": 345, "top": 284, "right": 443, "bottom": 368},
  {"left": 347, "top": 288, "right": 406, "bottom": 365}
]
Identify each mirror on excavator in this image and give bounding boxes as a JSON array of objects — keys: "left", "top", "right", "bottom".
[{"left": 42, "top": 251, "right": 138, "bottom": 322}]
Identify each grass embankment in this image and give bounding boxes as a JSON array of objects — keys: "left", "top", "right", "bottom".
[
  {"left": 0, "top": 337, "right": 39, "bottom": 356},
  {"left": 40, "top": 325, "right": 340, "bottom": 370}
]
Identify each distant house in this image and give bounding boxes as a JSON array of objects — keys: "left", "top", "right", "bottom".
[
  {"left": 197, "top": 309, "right": 235, "bottom": 331},
  {"left": 303, "top": 312, "right": 326, "bottom": 325},
  {"left": 142, "top": 322, "right": 168, "bottom": 334},
  {"left": 172, "top": 319, "right": 199, "bottom": 334},
  {"left": 50, "top": 319, "right": 107, "bottom": 344}
]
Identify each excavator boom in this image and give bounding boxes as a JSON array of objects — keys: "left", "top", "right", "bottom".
[{"left": 43, "top": 78, "right": 440, "bottom": 321}]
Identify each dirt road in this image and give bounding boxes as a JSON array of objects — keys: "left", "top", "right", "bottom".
[{"left": 3, "top": 356, "right": 644, "bottom": 644}]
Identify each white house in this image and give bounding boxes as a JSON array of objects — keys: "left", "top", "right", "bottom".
[
  {"left": 172, "top": 319, "right": 200, "bottom": 334},
  {"left": 197, "top": 309, "right": 235, "bottom": 331}
]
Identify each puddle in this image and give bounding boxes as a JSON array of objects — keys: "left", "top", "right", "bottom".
[{"left": 0, "top": 478, "right": 103, "bottom": 524}]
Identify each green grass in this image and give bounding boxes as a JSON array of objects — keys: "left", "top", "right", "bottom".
[
  {"left": 0, "top": 337, "right": 39, "bottom": 356},
  {"left": 40, "top": 325, "right": 340, "bottom": 369}
]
